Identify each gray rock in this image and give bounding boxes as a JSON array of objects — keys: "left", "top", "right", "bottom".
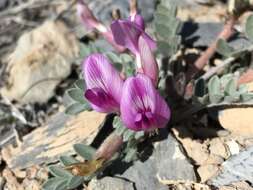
[
  {"left": 117, "top": 134, "right": 196, "bottom": 190},
  {"left": 209, "top": 146, "right": 253, "bottom": 187},
  {"left": 87, "top": 0, "right": 155, "bottom": 24},
  {"left": 180, "top": 22, "right": 252, "bottom": 50},
  {"left": 0, "top": 177, "right": 5, "bottom": 190},
  {"left": 88, "top": 177, "right": 135, "bottom": 190},
  {"left": 0, "top": 0, "right": 7, "bottom": 10},
  {"left": 160, "top": 0, "right": 195, "bottom": 7},
  {"left": 4, "top": 111, "right": 106, "bottom": 169}
]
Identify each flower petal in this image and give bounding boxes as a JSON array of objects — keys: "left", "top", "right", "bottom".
[
  {"left": 111, "top": 18, "right": 156, "bottom": 55},
  {"left": 138, "top": 36, "right": 158, "bottom": 85},
  {"left": 153, "top": 93, "right": 171, "bottom": 128},
  {"left": 141, "top": 32, "right": 156, "bottom": 50},
  {"left": 120, "top": 74, "right": 156, "bottom": 131},
  {"left": 77, "top": 0, "right": 99, "bottom": 30},
  {"left": 111, "top": 20, "right": 141, "bottom": 54},
  {"left": 130, "top": 14, "right": 145, "bottom": 30},
  {"left": 83, "top": 53, "right": 124, "bottom": 113},
  {"left": 77, "top": 0, "right": 125, "bottom": 52},
  {"left": 120, "top": 74, "right": 170, "bottom": 131}
]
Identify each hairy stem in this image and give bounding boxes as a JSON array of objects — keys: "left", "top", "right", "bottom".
[
  {"left": 129, "top": 0, "right": 137, "bottom": 17},
  {"left": 184, "top": 16, "right": 237, "bottom": 98},
  {"left": 194, "top": 16, "right": 236, "bottom": 71},
  {"left": 95, "top": 132, "right": 123, "bottom": 160}
]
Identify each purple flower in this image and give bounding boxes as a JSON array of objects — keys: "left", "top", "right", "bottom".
[
  {"left": 77, "top": 0, "right": 125, "bottom": 52},
  {"left": 137, "top": 36, "right": 159, "bottom": 85},
  {"left": 120, "top": 74, "right": 170, "bottom": 131},
  {"left": 77, "top": 0, "right": 102, "bottom": 31},
  {"left": 83, "top": 53, "right": 124, "bottom": 113},
  {"left": 111, "top": 14, "right": 156, "bottom": 55},
  {"left": 111, "top": 15, "right": 158, "bottom": 85}
]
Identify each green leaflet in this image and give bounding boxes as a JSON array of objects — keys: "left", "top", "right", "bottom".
[{"left": 73, "top": 144, "right": 96, "bottom": 161}]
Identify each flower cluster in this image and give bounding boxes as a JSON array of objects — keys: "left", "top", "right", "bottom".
[{"left": 78, "top": 1, "right": 170, "bottom": 131}]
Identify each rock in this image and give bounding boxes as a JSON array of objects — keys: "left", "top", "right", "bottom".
[
  {"left": 178, "top": 4, "right": 225, "bottom": 22},
  {"left": 219, "top": 181, "right": 253, "bottom": 190},
  {"left": 3, "top": 111, "right": 106, "bottom": 169},
  {"left": 172, "top": 127, "right": 209, "bottom": 165},
  {"left": 225, "top": 140, "right": 240, "bottom": 156},
  {"left": 88, "top": 177, "right": 134, "bottom": 190},
  {"left": 36, "top": 168, "right": 48, "bottom": 181},
  {"left": 218, "top": 108, "right": 253, "bottom": 137},
  {"left": 0, "top": 122, "right": 16, "bottom": 148},
  {"left": 204, "top": 154, "right": 224, "bottom": 165},
  {"left": 171, "top": 184, "right": 192, "bottom": 190},
  {"left": 209, "top": 146, "right": 253, "bottom": 187},
  {"left": 86, "top": 0, "right": 155, "bottom": 25},
  {"left": 180, "top": 22, "right": 252, "bottom": 50},
  {"left": 1, "top": 20, "right": 79, "bottom": 104},
  {"left": 21, "top": 179, "right": 40, "bottom": 190},
  {"left": 158, "top": 181, "right": 211, "bottom": 190},
  {"left": 26, "top": 166, "right": 39, "bottom": 180},
  {"left": 197, "top": 164, "right": 219, "bottom": 182},
  {"left": 12, "top": 169, "right": 26, "bottom": 179},
  {"left": 155, "top": 136, "right": 196, "bottom": 182},
  {"left": 3, "top": 168, "right": 23, "bottom": 190},
  {"left": 237, "top": 137, "right": 253, "bottom": 148},
  {"left": 208, "top": 139, "right": 229, "bottom": 159},
  {"left": 116, "top": 133, "right": 196, "bottom": 190},
  {"left": 0, "top": 177, "right": 5, "bottom": 190},
  {"left": 0, "top": 0, "right": 7, "bottom": 10}
]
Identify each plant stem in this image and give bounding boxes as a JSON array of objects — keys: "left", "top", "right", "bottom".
[
  {"left": 184, "top": 16, "right": 237, "bottom": 98},
  {"left": 200, "top": 57, "right": 235, "bottom": 81},
  {"left": 129, "top": 0, "right": 137, "bottom": 17},
  {"left": 194, "top": 16, "right": 236, "bottom": 71},
  {"left": 238, "top": 68, "right": 253, "bottom": 85},
  {"left": 95, "top": 132, "right": 123, "bottom": 160}
]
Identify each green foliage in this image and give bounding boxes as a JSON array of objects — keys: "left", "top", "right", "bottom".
[
  {"left": 202, "top": 74, "right": 253, "bottom": 105},
  {"left": 124, "top": 146, "right": 138, "bottom": 163},
  {"left": 105, "top": 52, "right": 135, "bottom": 77},
  {"left": 113, "top": 116, "right": 145, "bottom": 142},
  {"left": 65, "top": 79, "right": 91, "bottom": 115},
  {"left": 113, "top": 116, "right": 127, "bottom": 136},
  {"left": 48, "top": 166, "right": 72, "bottom": 178},
  {"left": 224, "top": 78, "right": 237, "bottom": 96},
  {"left": 73, "top": 144, "right": 96, "bottom": 161},
  {"left": 59, "top": 156, "right": 79, "bottom": 166},
  {"left": 112, "top": 116, "right": 145, "bottom": 163},
  {"left": 79, "top": 42, "right": 103, "bottom": 59},
  {"left": 42, "top": 165, "right": 84, "bottom": 190},
  {"left": 246, "top": 14, "right": 253, "bottom": 42},
  {"left": 154, "top": 1, "right": 181, "bottom": 57},
  {"left": 216, "top": 39, "right": 248, "bottom": 58},
  {"left": 43, "top": 145, "right": 97, "bottom": 190},
  {"left": 67, "top": 89, "right": 86, "bottom": 103},
  {"left": 79, "top": 43, "right": 91, "bottom": 59},
  {"left": 42, "top": 177, "right": 66, "bottom": 190},
  {"left": 216, "top": 39, "right": 235, "bottom": 57},
  {"left": 123, "top": 130, "right": 135, "bottom": 142},
  {"left": 65, "top": 102, "right": 90, "bottom": 115},
  {"left": 67, "top": 176, "right": 84, "bottom": 189}
]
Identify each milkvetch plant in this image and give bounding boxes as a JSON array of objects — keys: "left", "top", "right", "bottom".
[
  {"left": 110, "top": 14, "right": 158, "bottom": 84},
  {"left": 120, "top": 74, "right": 170, "bottom": 131},
  {"left": 76, "top": 0, "right": 125, "bottom": 52},
  {"left": 43, "top": 1, "right": 172, "bottom": 190},
  {"left": 42, "top": 1, "right": 253, "bottom": 189},
  {"left": 83, "top": 53, "right": 123, "bottom": 113}
]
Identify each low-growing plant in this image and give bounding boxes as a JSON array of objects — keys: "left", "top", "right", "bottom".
[{"left": 43, "top": 0, "right": 253, "bottom": 189}]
